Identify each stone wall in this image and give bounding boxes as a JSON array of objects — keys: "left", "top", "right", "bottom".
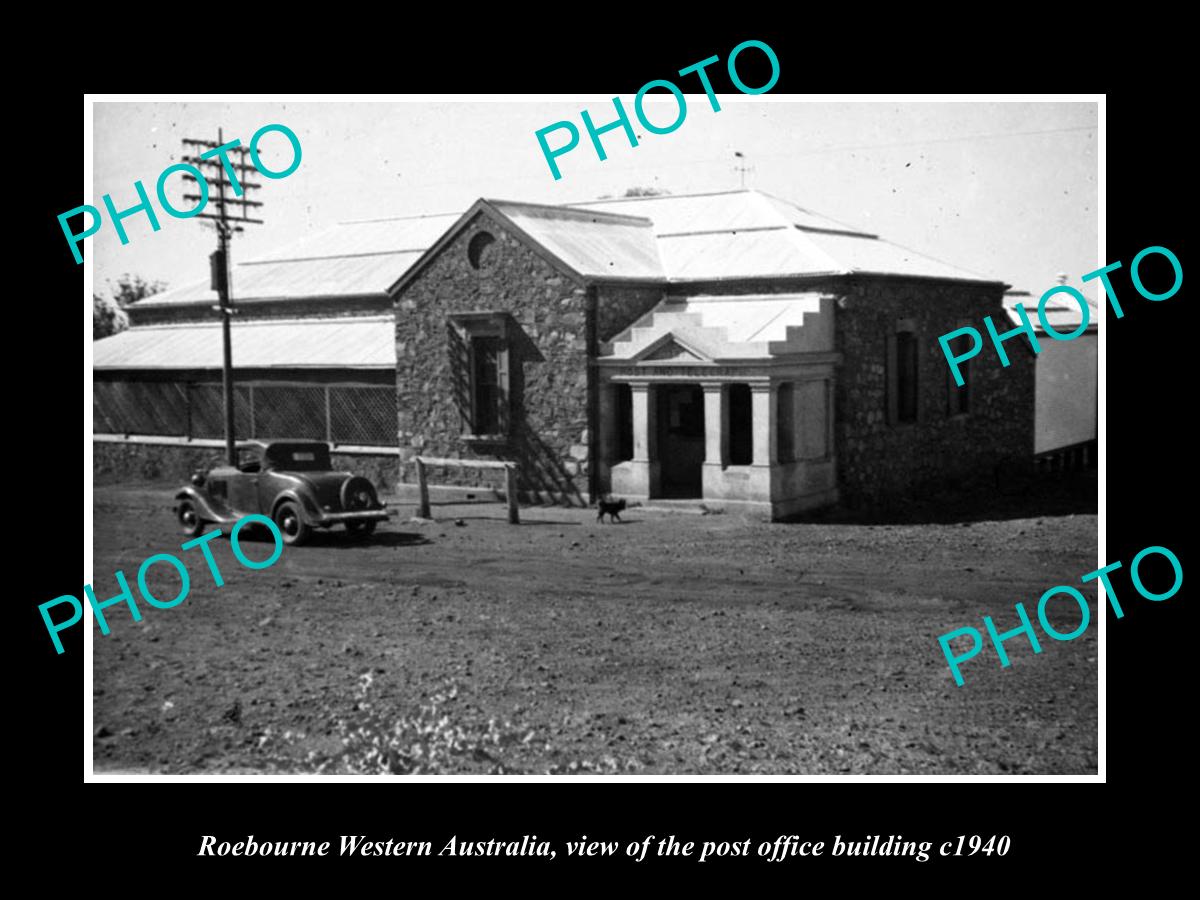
[
  {"left": 93, "top": 440, "right": 400, "bottom": 493},
  {"left": 834, "top": 278, "right": 1035, "bottom": 508},
  {"left": 596, "top": 284, "right": 664, "bottom": 342},
  {"left": 394, "top": 211, "right": 594, "bottom": 505},
  {"left": 95, "top": 440, "right": 228, "bottom": 484}
]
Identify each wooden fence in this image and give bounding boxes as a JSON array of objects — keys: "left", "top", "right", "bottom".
[{"left": 414, "top": 456, "right": 520, "bottom": 524}]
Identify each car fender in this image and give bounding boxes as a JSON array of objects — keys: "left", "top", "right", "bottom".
[
  {"left": 270, "top": 488, "right": 316, "bottom": 524},
  {"left": 174, "top": 487, "right": 233, "bottom": 525}
]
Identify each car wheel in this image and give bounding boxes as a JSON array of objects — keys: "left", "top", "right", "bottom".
[
  {"left": 177, "top": 500, "right": 204, "bottom": 538},
  {"left": 346, "top": 520, "right": 377, "bottom": 538},
  {"left": 274, "top": 500, "right": 311, "bottom": 546}
]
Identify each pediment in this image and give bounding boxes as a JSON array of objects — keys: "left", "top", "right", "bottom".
[{"left": 632, "top": 333, "right": 711, "bottom": 363}]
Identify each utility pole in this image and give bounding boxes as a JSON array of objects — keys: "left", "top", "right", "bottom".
[{"left": 180, "top": 129, "right": 264, "bottom": 465}]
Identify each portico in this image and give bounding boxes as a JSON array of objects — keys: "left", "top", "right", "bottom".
[{"left": 597, "top": 292, "right": 840, "bottom": 518}]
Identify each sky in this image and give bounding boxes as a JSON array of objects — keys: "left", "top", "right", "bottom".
[{"left": 91, "top": 99, "right": 1098, "bottom": 299}]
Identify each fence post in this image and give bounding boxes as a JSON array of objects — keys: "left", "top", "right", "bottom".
[
  {"left": 505, "top": 463, "right": 519, "bottom": 524},
  {"left": 416, "top": 457, "right": 431, "bottom": 519}
]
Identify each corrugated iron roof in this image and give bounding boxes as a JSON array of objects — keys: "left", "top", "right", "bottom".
[
  {"left": 144, "top": 212, "right": 460, "bottom": 306},
  {"left": 134, "top": 190, "right": 1000, "bottom": 311},
  {"left": 575, "top": 190, "right": 876, "bottom": 238},
  {"left": 804, "top": 231, "right": 991, "bottom": 282},
  {"left": 576, "top": 190, "right": 786, "bottom": 235},
  {"left": 252, "top": 213, "right": 461, "bottom": 261},
  {"left": 144, "top": 252, "right": 425, "bottom": 306},
  {"left": 1004, "top": 292, "right": 1098, "bottom": 331},
  {"left": 93, "top": 316, "right": 395, "bottom": 370},
  {"left": 573, "top": 190, "right": 996, "bottom": 283},
  {"left": 757, "top": 191, "right": 879, "bottom": 237},
  {"left": 492, "top": 201, "right": 663, "bottom": 280},
  {"left": 656, "top": 229, "right": 842, "bottom": 280}
]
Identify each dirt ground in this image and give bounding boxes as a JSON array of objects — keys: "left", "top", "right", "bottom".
[{"left": 91, "top": 476, "right": 1098, "bottom": 775}]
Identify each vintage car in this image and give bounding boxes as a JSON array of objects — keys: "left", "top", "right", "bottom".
[{"left": 174, "top": 440, "right": 389, "bottom": 545}]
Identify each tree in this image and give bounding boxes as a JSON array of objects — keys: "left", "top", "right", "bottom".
[
  {"left": 93, "top": 294, "right": 125, "bottom": 340},
  {"left": 595, "top": 186, "right": 671, "bottom": 200},
  {"left": 93, "top": 274, "right": 166, "bottom": 340},
  {"left": 621, "top": 186, "right": 670, "bottom": 197}
]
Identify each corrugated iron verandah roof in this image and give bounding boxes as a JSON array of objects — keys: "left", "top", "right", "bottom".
[{"left": 93, "top": 316, "right": 396, "bottom": 370}]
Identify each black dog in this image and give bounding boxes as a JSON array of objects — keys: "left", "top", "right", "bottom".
[{"left": 597, "top": 497, "right": 627, "bottom": 523}]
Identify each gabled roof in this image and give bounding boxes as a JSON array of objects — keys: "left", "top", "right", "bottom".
[
  {"left": 128, "top": 189, "right": 1003, "bottom": 314},
  {"left": 386, "top": 198, "right": 664, "bottom": 296},
  {"left": 491, "top": 201, "right": 663, "bottom": 280}
]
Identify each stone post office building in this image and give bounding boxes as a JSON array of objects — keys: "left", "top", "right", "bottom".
[
  {"left": 389, "top": 190, "right": 1033, "bottom": 517},
  {"left": 95, "top": 189, "right": 1034, "bottom": 518}
]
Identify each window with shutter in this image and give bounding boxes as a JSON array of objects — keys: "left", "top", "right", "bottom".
[
  {"left": 448, "top": 313, "right": 513, "bottom": 441},
  {"left": 945, "top": 331, "right": 971, "bottom": 417},
  {"left": 887, "top": 319, "right": 920, "bottom": 426}
]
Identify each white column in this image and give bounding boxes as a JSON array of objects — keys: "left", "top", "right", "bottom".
[
  {"left": 630, "top": 382, "right": 655, "bottom": 462},
  {"left": 611, "top": 380, "right": 660, "bottom": 499},
  {"left": 751, "top": 382, "right": 777, "bottom": 467},
  {"left": 701, "top": 382, "right": 726, "bottom": 466}
]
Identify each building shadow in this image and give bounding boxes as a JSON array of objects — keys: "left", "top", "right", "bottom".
[
  {"left": 320, "top": 531, "right": 432, "bottom": 548},
  {"left": 232, "top": 525, "right": 431, "bottom": 548},
  {"left": 430, "top": 516, "right": 584, "bottom": 526},
  {"left": 445, "top": 317, "right": 584, "bottom": 506},
  {"left": 504, "top": 422, "right": 588, "bottom": 507}
]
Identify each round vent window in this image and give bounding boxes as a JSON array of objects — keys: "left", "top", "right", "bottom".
[{"left": 468, "top": 231, "right": 495, "bottom": 269}]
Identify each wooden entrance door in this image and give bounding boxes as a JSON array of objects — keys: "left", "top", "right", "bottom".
[{"left": 656, "top": 384, "right": 705, "bottom": 498}]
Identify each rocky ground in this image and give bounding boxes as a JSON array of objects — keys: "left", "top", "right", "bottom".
[{"left": 91, "top": 474, "right": 1098, "bottom": 775}]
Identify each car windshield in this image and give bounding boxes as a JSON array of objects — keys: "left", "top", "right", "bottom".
[{"left": 263, "top": 444, "right": 332, "bottom": 471}]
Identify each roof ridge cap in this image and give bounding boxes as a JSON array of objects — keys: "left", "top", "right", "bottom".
[{"left": 489, "top": 198, "right": 653, "bottom": 226}]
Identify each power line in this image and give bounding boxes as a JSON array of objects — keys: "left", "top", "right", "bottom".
[
  {"left": 180, "top": 128, "right": 266, "bottom": 466},
  {"left": 399, "top": 123, "right": 1098, "bottom": 198},
  {"left": 779, "top": 123, "right": 1098, "bottom": 160}
]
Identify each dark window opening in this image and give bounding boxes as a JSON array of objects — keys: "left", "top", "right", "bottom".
[
  {"left": 264, "top": 443, "right": 333, "bottom": 471},
  {"left": 616, "top": 383, "right": 633, "bottom": 461},
  {"left": 946, "top": 333, "right": 971, "bottom": 416},
  {"left": 467, "top": 231, "right": 495, "bottom": 269},
  {"left": 448, "top": 313, "right": 518, "bottom": 441},
  {"left": 471, "top": 335, "right": 505, "bottom": 435},
  {"left": 777, "top": 383, "right": 795, "bottom": 463},
  {"left": 728, "top": 383, "right": 753, "bottom": 465},
  {"left": 896, "top": 331, "right": 919, "bottom": 423}
]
